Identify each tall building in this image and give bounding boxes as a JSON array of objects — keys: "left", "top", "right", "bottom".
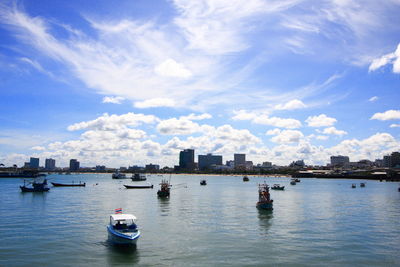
[
  {"left": 69, "top": 159, "right": 80, "bottom": 171},
  {"left": 29, "top": 157, "right": 39, "bottom": 169},
  {"left": 198, "top": 153, "right": 223, "bottom": 170},
  {"left": 179, "top": 149, "right": 195, "bottom": 171},
  {"left": 390, "top": 152, "right": 400, "bottom": 168},
  {"left": 45, "top": 158, "right": 56, "bottom": 170},
  {"left": 330, "top": 155, "right": 349, "bottom": 167},
  {"left": 145, "top": 163, "right": 160, "bottom": 172},
  {"left": 383, "top": 155, "right": 391, "bottom": 168},
  {"left": 234, "top": 154, "right": 246, "bottom": 169}
]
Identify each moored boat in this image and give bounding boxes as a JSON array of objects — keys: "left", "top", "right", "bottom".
[
  {"left": 124, "top": 184, "right": 153, "bottom": 189},
  {"left": 107, "top": 212, "right": 140, "bottom": 245},
  {"left": 271, "top": 184, "right": 285, "bottom": 190},
  {"left": 352, "top": 184, "right": 356, "bottom": 188},
  {"left": 51, "top": 182, "right": 85, "bottom": 187},
  {"left": 112, "top": 170, "right": 127, "bottom": 179},
  {"left": 157, "top": 179, "right": 171, "bottom": 198},
  {"left": 256, "top": 183, "right": 273, "bottom": 210},
  {"left": 290, "top": 179, "right": 296, "bottom": 185},
  {"left": 243, "top": 176, "right": 249, "bottom": 182},
  {"left": 131, "top": 173, "right": 146, "bottom": 181},
  {"left": 294, "top": 178, "right": 301, "bottom": 183},
  {"left": 200, "top": 179, "right": 207, "bottom": 185},
  {"left": 20, "top": 179, "right": 50, "bottom": 192},
  {"left": 360, "top": 183, "right": 365, "bottom": 187}
]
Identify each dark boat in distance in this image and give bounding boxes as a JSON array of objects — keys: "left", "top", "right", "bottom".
[
  {"left": 360, "top": 183, "right": 366, "bottom": 187},
  {"left": 243, "top": 176, "right": 249, "bottom": 182},
  {"left": 131, "top": 173, "right": 146, "bottom": 181},
  {"left": 51, "top": 182, "right": 86, "bottom": 187},
  {"left": 20, "top": 179, "right": 50, "bottom": 192},
  {"left": 124, "top": 184, "right": 153, "bottom": 189},
  {"left": 157, "top": 179, "right": 171, "bottom": 198},
  {"left": 271, "top": 184, "right": 285, "bottom": 190},
  {"left": 352, "top": 184, "right": 356, "bottom": 188},
  {"left": 200, "top": 180, "right": 207, "bottom": 185}
]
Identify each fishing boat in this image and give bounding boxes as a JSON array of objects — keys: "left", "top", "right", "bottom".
[
  {"left": 51, "top": 181, "right": 86, "bottom": 187},
  {"left": 352, "top": 184, "right": 356, "bottom": 188},
  {"left": 271, "top": 184, "right": 285, "bottom": 190},
  {"left": 131, "top": 173, "right": 146, "bottom": 181},
  {"left": 294, "top": 178, "right": 301, "bottom": 183},
  {"left": 256, "top": 183, "right": 273, "bottom": 210},
  {"left": 124, "top": 184, "right": 153, "bottom": 189},
  {"left": 107, "top": 211, "right": 140, "bottom": 245},
  {"left": 290, "top": 179, "right": 296, "bottom": 185},
  {"left": 243, "top": 175, "right": 249, "bottom": 182},
  {"left": 157, "top": 179, "right": 171, "bottom": 198},
  {"left": 112, "top": 170, "right": 127, "bottom": 179},
  {"left": 20, "top": 179, "right": 50, "bottom": 192},
  {"left": 360, "top": 183, "right": 365, "bottom": 187},
  {"left": 200, "top": 179, "right": 207, "bottom": 185}
]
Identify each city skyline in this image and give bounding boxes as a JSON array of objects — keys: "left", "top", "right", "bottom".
[{"left": 0, "top": 0, "right": 400, "bottom": 168}]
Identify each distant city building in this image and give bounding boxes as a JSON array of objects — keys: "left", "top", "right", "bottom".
[
  {"left": 391, "top": 152, "right": 400, "bottom": 168},
  {"left": 198, "top": 153, "right": 223, "bottom": 170},
  {"left": 95, "top": 165, "right": 106, "bottom": 171},
  {"left": 45, "top": 158, "right": 56, "bottom": 170},
  {"left": 226, "top": 160, "right": 235, "bottom": 168},
  {"left": 330, "top": 155, "right": 349, "bottom": 167},
  {"left": 69, "top": 159, "right": 80, "bottom": 171},
  {"left": 145, "top": 163, "right": 160, "bottom": 172},
  {"left": 23, "top": 162, "right": 30, "bottom": 168},
  {"left": 179, "top": 149, "right": 195, "bottom": 171},
  {"left": 234, "top": 154, "right": 246, "bottom": 169},
  {"left": 262, "top": 162, "right": 272, "bottom": 168},
  {"left": 29, "top": 157, "right": 39, "bottom": 169},
  {"left": 245, "top": 161, "right": 254, "bottom": 170},
  {"left": 289, "top": 160, "right": 305, "bottom": 168},
  {"left": 383, "top": 155, "right": 391, "bottom": 168},
  {"left": 374, "top": 159, "right": 383, "bottom": 167}
]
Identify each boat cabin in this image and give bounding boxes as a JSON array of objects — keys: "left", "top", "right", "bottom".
[{"left": 110, "top": 214, "right": 137, "bottom": 230}]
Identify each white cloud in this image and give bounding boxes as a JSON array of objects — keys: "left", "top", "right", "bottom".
[
  {"left": 253, "top": 115, "right": 302, "bottom": 129},
  {"left": 306, "top": 114, "right": 337, "bottom": 127},
  {"left": 182, "top": 113, "right": 212, "bottom": 121},
  {"left": 232, "top": 110, "right": 258, "bottom": 121},
  {"left": 271, "top": 130, "right": 304, "bottom": 144},
  {"left": 368, "top": 96, "right": 378, "bottom": 102},
  {"left": 134, "top": 98, "right": 176, "bottom": 108},
  {"left": 390, "top": 124, "right": 400, "bottom": 128},
  {"left": 274, "top": 99, "right": 307, "bottom": 110},
  {"left": 322, "top": 127, "right": 347, "bottom": 136},
  {"left": 371, "top": 110, "right": 400, "bottom": 121},
  {"left": 266, "top": 128, "right": 281, "bottom": 135},
  {"left": 31, "top": 146, "right": 46, "bottom": 151},
  {"left": 154, "top": 58, "right": 192, "bottom": 78},
  {"left": 102, "top": 96, "right": 125, "bottom": 104},
  {"left": 369, "top": 43, "right": 400, "bottom": 73}
]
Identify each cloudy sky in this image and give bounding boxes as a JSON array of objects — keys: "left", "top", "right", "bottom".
[{"left": 0, "top": 0, "right": 399, "bottom": 168}]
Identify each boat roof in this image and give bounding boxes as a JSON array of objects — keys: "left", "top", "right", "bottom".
[{"left": 110, "top": 214, "right": 137, "bottom": 221}]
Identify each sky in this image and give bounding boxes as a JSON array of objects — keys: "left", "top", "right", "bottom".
[{"left": 0, "top": 0, "right": 399, "bottom": 168}]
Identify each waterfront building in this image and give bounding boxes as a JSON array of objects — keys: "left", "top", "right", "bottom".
[
  {"left": 383, "top": 155, "right": 391, "bottom": 168},
  {"left": 179, "top": 149, "right": 195, "bottom": 171},
  {"left": 262, "top": 161, "right": 272, "bottom": 168},
  {"left": 95, "top": 165, "right": 106, "bottom": 171},
  {"left": 330, "top": 155, "right": 350, "bottom": 167},
  {"left": 145, "top": 163, "right": 160, "bottom": 172},
  {"left": 391, "top": 152, "right": 400, "bottom": 168},
  {"left": 198, "top": 153, "right": 223, "bottom": 170},
  {"left": 69, "top": 159, "right": 80, "bottom": 171},
  {"left": 234, "top": 154, "right": 246, "bottom": 170},
  {"left": 226, "top": 160, "right": 235, "bottom": 168},
  {"left": 245, "top": 161, "right": 254, "bottom": 170},
  {"left": 45, "top": 158, "right": 56, "bottom": 171},
  {"left": 29, "top": 157, "right": 39, "bottom": 169}
]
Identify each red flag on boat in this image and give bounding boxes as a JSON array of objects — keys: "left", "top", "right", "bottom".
[{"left": 115, "top": 208, "right": 122, "bottom": 214}]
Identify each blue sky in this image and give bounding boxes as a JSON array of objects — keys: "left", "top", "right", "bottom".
[{"left": 0, "top": 0, "right": 399, "bottom": 168}]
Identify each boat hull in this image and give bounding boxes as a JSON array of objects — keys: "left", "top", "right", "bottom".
[
  {"left": 271, "top": 187, "right": 284, "bottom": 190},
  {"left": 256, "top": 201, "right": 273, "bottom": 210},
  {"left": 157, "top": 190, "right": 170, "bottom": 197},
  {"left": 124, "top": 185, "right": 153, "bottom": 189},
  {"left": 20, "top": 186, "right": 50, "bottom": 192},
  {"left": 51, "top": 182, "right": 85, "bottom": 187},
  {"left": 107, "top": 225, "right": 140, "bottom": 245}
]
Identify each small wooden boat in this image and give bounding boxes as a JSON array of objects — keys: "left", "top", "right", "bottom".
[
  {"left": 200, "top": 180, "right": 207, "bottom": 185},
  {"left": 107, "top": 213, "right": 140, "bottom": 245},
  {"left": 51, "top": 182, "right": 85, "bottom": 187},
  {"left": 352, "top": 184, "right": 356, "bottom": 188},
  {"left": 243, "top": 176, "right": 249, "bottom": 182},
  {"left": 20, "top": 179, "right": 50, "bottom": 192},
  {"left": 360, "top": 183, "right": 365, "bottom": 187},
  {"left": 256, "top": 183, "right": 273, "bottom": 210},
  {"left": 290, "top": 179, "right": 296, "bottom": 185},
  {"left": 124, "top": 184, "right": 153, "bottom": 189},
  {"left": 271, "top": 184, "right": 285, "bottom": 190},
  {"left": 157, "top": 179, "right": 171, "bottom": 198},
  {"left": 131, "top": 173, "right": 146, "bottom": 181}
]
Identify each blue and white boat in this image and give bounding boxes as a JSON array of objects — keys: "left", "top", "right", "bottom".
[{"left": 107, "top": 213, "right": 140, "bottom": 245}]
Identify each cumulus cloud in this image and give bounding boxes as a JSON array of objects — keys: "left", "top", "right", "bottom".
[
  {"left": 369, "top": 43, "right": 400, "bottom": 73},
  {"left": 321, "top": 127, "right": 347, "bottom": 136},
  {"left": 182, "top": 113, "right": 212, "bottom": 121},
  {"left": 157, "top": 118, "right": 203, "bottom": 135},
  {"left": 306, "top": 114, "right": 337, "bottom": 127},
  {"left": 154, "top": 58, "right": 192, "bottom": 78},
  {"left": 102, "top": 96, "right": 125, "bottom": 104},
  {"left": 370, "top": 110, "right": 400, "bottom": 121},
  {"left": 266, "top": 128, "right": 281, "bottom": 135},
  {"left": 31, "top": 146, "right": 46, "bottom": 151},
  {"left": 368, "top": 96, "right": 378, "bottom": 102},
  {"left": 390, "top": 124, "right": 400, "bottom": 128},
  {"left": 232, "top": 110, "right": 301, "bottom": 129},
  {"left": 274, "top": 99, "right": 307, "bottom": 110},
  {"left": 134, "top": 98, "right": 176, "bottom": 108},
  {"left": 270, "top": 130, "right": 304, "bottom": 144}
]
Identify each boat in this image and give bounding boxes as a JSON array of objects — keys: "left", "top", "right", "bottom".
[
  {"left": 131, "top": 173, "right": 146, "bottom": 181},
  {"left": 20, "top": 179, "right": 50, "bottom": 192},
  {"left": 112, "top": 170, "right": 127, "bottom": 179},
  {"left": 294, "top": 178, "right": 301, "bottom": 183},
  {"left": 124, "top": 184, "right": 153, "bottom": 189},
  {"left": 51, "top": 182, "right": 85, "bottom": 187},
  {"left": 157, "top": 179, "right": 171, "bottom": 198},
  {"left": 107, "top": 212, "right": 140, "bottom": 245},
  {"left": 290, "top": 179, "right": 296, "bottom": 185},
  {"left": 360, "top": 183, "right": 365, "bottom": 187},
  {"left": 256, "top": 183, "right": 273, "bottom": 210},
  {"left": 271, "top": 184, "right": 285, "bottom": 190},
  {"left": 352, "top": 184, "right": 356, "bottom": 188},
  {"left": 243, "top": 176, "right": 249, "bottom": 182},
  {"left": 200, "top": 179, "right": 207, "bottom": 185}
]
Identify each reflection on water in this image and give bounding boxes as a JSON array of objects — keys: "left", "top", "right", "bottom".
[
  {"left": 258, "top": 209, "right": 273, "bottom": 236},
  {"left": 157, "top": 197, "right": 170, "bottom": 216},
  {"left": 105, "top": 240, "right": 140, "bottom": 265}
]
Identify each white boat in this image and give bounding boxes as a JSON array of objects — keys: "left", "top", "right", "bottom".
[
  {"left": 112, "top": 171, "right": 127, "bottom": 179},
  {"left": 131, "top": 173, "right": 146, "bottom": 181},
  {"left": 107, "top": 214, "right": 140, "bottom": 245}
]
